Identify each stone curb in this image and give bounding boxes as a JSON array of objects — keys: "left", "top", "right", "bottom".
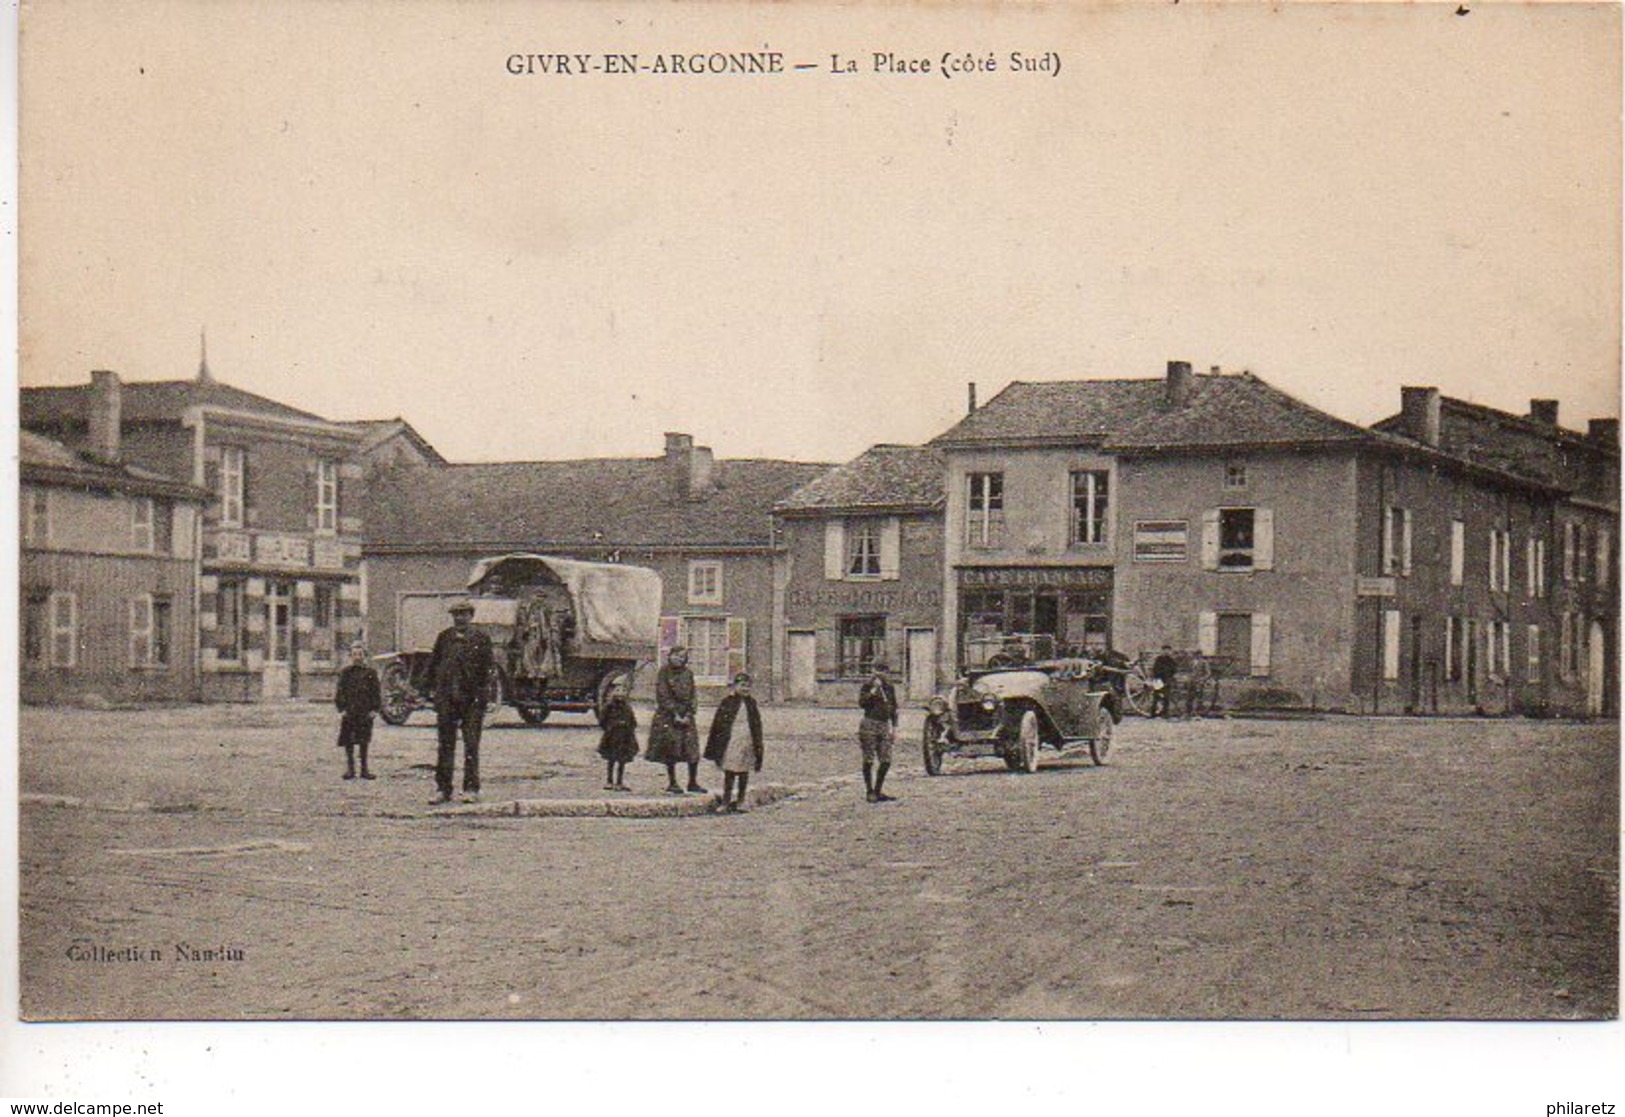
[{"left": 424, "top": 777, "right": 852, "bottom": 819}]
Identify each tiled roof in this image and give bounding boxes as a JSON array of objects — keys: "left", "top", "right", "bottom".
[
  {"left": 365, "top": 457, "right": 832, "bottom": 551},
  {"left": 777, "top": 445, "right": 945, "bottom": 513},
  {"left": 20, "top": 430, "right": 208, "bottom": 500},
  {"left": 931, "top": 373, "right": 1369, "bottom": 451},
  {"left": 22, "top": 377, "right": 328, "bottom": 428},
  {"left": 1373, "top": 397, "right": 1617, "bottom": 500},
  {"left": 336, "top": 418, "right": 448, "bottom": 465}
]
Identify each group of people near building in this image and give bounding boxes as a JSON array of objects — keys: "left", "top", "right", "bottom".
[{"left": 328, "top": 599, "right": 907, "bottom": 812}]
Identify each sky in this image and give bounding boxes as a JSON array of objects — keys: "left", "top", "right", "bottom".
[{"left": 17, "top": 1, "right": 1622, "bottom": 465}]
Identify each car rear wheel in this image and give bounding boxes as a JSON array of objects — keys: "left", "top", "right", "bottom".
[
  {"left": 1089, "top": 714, "right": 1113, "bottom": 766},
  {"left": 517, "top": 703, "right": 550, "bottom": 725},
  {"left": 922, "top": 721, "right": 945, "bottom": 776},
  {"left": 379, "top": 661, "right": 414, "bottom": 726},
  {"left": 1018, "top": 709, "right": 1040, "bottom": 774}
]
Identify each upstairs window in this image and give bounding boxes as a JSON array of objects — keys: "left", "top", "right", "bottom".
[
  {"left": 132, "top": 498, "right": 155, "bottom": 552},
  {"left": 219, "top": 446, "right": 246, "bottom": 528},
  {"left": 22, "top": 487, "right": 49, "bottom": 546},
  {"left": 1382, "top": 506, "right": 1412, "bottom": 576},
  {"left": 965, "top": 472, "right": 1005, "bottom": 548},
  {"left": 1071, "top": 470, "right": 1110, "bottom": 545},
  {"left": 315, "top": 459, "right": 339, "bottom": 534},
  {"left": 688, "top": 560, "right": 723, "bottom": 605},
  {"left": 846, "top": 521, "right": 882, "bottom": 577},
  {"left": 1219, "top": 509, "right": 1255, "bottom": 569},
  {"left": 1224, "top": 463, "right": 1248, "bottom": 490}
]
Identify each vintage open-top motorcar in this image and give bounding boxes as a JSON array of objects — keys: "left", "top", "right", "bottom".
[
  {"left": 922, "top": 658, "right": 1120, "bottom": 774},
  {"left": 378, "top": 553, "right": 662, "bottom": 727}
]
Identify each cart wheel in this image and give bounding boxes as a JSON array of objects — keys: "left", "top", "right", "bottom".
[
  {"left": 1089, "top": 715, "right": 1113, "bottom": 767},
  {"left": 379, "top": 661, "right": 414, "bottom": 726},
  {"left": 1018, "top": 709, "right": 1040, "bottom": 774},
  {"left": 922, "top": 721, "right": 944, "bottom": 776},
  {"left": 1121, "top": 671, "right": 1154, "bottom": 717},
  {"left": 517, "top": 703, "right": 550, "bottom": 726}
]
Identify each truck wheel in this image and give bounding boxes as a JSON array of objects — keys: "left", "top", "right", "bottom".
[
  {"left": 922, "top": 722, "right": 944, "bottom": 776},
  {"left": 518, "top": 704, "right": 550, "bottom": 726},
  {"left": 1088, "top": 715, "right": 1113, "bottom": 766},
  {"left": 1018, "top": 709, "right": 1040, "bottom": 774},
  {"left": 379, "top": 661, "right": 414, "bottom": 726}
]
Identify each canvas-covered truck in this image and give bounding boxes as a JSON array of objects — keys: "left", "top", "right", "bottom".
[{"left": 377, "top": 553, "right": 663, "bottom": 727}]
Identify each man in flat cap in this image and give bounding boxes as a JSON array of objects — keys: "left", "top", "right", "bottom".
[{"left": 424, "top": 598, "right": 495, "bottom": 805}]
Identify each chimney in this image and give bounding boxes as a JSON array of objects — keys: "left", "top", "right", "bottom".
[
  {"left": 664, "top": 432, "right": 714, "bottom": 499},
  {"left": 1588, "top": 418, "right": 1619, "bottom": 446},
  {"left": 967, "top": 382, "right": 977, "bottom": 415},
  {"left": 1529, "top": 399, "right": 1560, "bottom": 426},
  {"left": 1399, "top": 386, "right": 1442, "bottom": 447},
  {"left": 87, "top": 369, "right": 122, "bottom": 463},
  {"left": 1165, "top": 360, "right": 1192, "bottom": 408}
]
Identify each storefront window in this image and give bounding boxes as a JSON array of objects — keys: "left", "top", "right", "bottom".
[{"left": 839, "top": 616, "right": 886, "bottom": 678}]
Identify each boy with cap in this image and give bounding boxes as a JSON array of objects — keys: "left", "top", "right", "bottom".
[{"left": 858, "top": 662, "right": 899, "bottom": 803}]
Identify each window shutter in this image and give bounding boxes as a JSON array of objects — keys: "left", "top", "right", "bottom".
[
  {"left": 725, "top": 618, "right": 748, "bottom": 680},
  {"left": 815, "top": 626, "right": 838, "bottom": 677},
  {"left": 1382, "top": 610, "right": 1400, "bottom": 681},
  {"left": 130, "top": 596, "right": 152, "bottom": 667},
  {"left": 1443, "top": 617, "right": 1453, "bottom": 680},
  {"left": 1524, "top": 537, "right": 1535, "bottom": 597},
  {"left": 1400, "top": 509, "right": 1413, "bottom": 576},
  {"left": 1250, "top": 613, "right": 1272, "bottom": 676},
  {"left": 879, "top": 517, "right": 901, "bottom": 580},
  {"left": 1200, "top": 510, "right": 1219, "bottom": 571},
  {"left": 824, "top": 521, "right": 846, "bottom": 581},
  {"left": 1381, "top": 508, "right": 1393, "bottom": 575},
  {"left": 1253, "top": 508, "right": 1274, "bottom": 571},
  {"left": 1451, "top": 522, "right": 1465, "bottom": 586},
  {"left": 658, "top": 616, "right": 679, "bottom": 658},
  {"left": 1197, "top": 611, "right": 1218, "bottom": 656},
  {"left": 1488, "top": 531, "right": 1498, "bottom": 590},
  {"left": 1599, "top": 531, "right": 1611, "bottom": 586}
]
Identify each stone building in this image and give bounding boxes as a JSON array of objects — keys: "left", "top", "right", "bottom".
[
  {"left": 20, "top": 425, "right": 208, "bottom": 704},
  {"left": 774, "top": 444, "right": 946, "bottom": 703},
  {"left": 363, "top": 434, "right": 829, "bottom": 699},
  {"left": 931, "top": 361, "right": 1619, "bottom": 715},
  {"left": 1369, "top": 391, "right": 1618, "bottom": 716},
  {"left": 23, "top": 366, "right": 372, "bottom": 701}
]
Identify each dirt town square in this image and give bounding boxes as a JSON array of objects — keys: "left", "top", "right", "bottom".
[{"left": 19, "top": 702, "right": 1616, "bottom": 1021}]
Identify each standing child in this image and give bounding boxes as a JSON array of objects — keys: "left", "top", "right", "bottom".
[
  {"left": 597, "top": 679, "right": 639, "bottom": 792},
  {"left": 335, "top": 642, "right": 382, "bottom": 780},
  {"left": 703, "top": 672, "right": 763, "bottom": 813}
]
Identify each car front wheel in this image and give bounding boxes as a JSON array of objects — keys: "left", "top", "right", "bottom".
[{"left": 1018, "top": 709, "right": 1040, "bottom": 774}]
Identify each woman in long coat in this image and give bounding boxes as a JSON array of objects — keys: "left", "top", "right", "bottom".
[
  {"left": 646, "top": 646, "right": 703, "bottom": 795},
  {"left": 703, "top": 672, "right": 763, "bottom": 813}
]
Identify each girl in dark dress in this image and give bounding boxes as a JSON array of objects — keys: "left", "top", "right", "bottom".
[
  {"left": 703, "top": 672, "right": 764, "bottom": 813},
  {"left": 597, "top": 680, "right": 638, "bottom": 792}
]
